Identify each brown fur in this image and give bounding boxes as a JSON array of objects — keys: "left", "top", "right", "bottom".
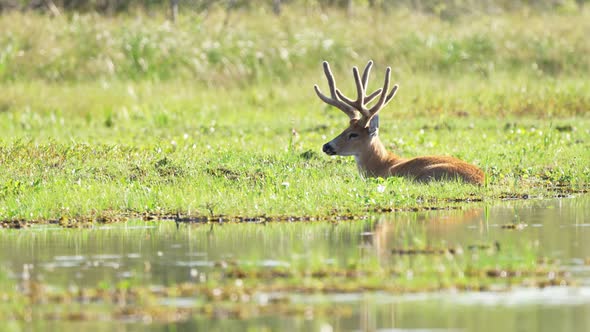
[{"left": 326, "top": 121, "right": 485, "bottom": 185}]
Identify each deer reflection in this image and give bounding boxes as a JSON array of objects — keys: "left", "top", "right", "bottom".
[{"left": 360, "top": 207, "right": 485, "bottom": 261}]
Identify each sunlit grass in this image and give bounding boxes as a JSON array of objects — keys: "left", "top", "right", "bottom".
[
  {"left": 0, "top": 77, "right": 588, "bottom": 221},
  {"left": 0, "top": 9, "right": 589, "bottom": 222}
]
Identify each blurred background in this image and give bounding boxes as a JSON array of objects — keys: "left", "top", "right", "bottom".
[{"left": 0, "top": 0, "right": 588, "bottom": 89}]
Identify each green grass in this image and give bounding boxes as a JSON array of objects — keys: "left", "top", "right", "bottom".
[{"left": 0, "top": 9, "right": 589, "bottom": 222}]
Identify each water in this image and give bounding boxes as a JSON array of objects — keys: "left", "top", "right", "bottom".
[{"left": 0, "top": 196, "right": 589, "bottom": 331}]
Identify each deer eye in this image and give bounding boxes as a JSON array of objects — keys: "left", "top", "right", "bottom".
[{"left": 348, "top": 133, "right": 359, "bottom": 140}]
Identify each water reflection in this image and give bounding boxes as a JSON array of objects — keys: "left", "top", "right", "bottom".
[{"left": 0, "top": 196, "right": 589, "bottom": 331}]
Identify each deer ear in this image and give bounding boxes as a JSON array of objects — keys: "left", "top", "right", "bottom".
[{"left": 368, "top": 115, "right": 379, "bottom": 136}]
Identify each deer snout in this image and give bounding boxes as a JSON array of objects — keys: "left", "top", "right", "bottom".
[{"left": 322, "top": 143, "right": 336, "bottom": 155}]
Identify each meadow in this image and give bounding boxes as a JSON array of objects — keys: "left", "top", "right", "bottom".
[
  {"left": 0, "top": 7, "right": 589, "bottom": 223},
  {"left": 0, "top": 5, "right": 589, "bottom": 328}
]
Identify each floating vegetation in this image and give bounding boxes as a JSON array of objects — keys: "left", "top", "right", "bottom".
[{"left": 0, "top": 259, "right": 571, "bottom": 323}]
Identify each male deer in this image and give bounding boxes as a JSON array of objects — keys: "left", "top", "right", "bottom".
[{"left": 314, "top": 61, "right": 484, "bottom": 185}]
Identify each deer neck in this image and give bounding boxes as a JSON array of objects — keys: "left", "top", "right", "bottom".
[{"left": 354, "top": 137, "right": 402, "bottom": 178}]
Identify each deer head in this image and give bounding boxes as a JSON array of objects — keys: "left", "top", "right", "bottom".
[{"left": 314, "top": 60, "right": 399, "bottom": 157}]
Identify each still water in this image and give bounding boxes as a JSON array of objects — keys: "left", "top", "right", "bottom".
[{"left": 0, "top": 196, "right": 588, "bottom": 331}]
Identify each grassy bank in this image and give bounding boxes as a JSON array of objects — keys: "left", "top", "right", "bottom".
[{"left": 0, "top": 9, "right": 589, "bottom": 223}]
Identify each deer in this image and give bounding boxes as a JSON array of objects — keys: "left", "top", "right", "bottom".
[{"left": 314, "top": 60, "right": 485, "bottom": 185}]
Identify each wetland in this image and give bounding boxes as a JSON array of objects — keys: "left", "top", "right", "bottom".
[
  {"left": 0, "top": 6, "right": 589, "bottom": 331},
  {"left": 1, "top": 196, "right": 589, "bottom": 331}
]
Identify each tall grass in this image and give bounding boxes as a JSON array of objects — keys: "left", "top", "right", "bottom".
[{"left": 0, "top": 8, "right": 589, "bottom": 83}]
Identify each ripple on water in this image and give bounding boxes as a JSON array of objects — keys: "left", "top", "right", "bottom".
[
  {"left": 175, "top": 260, "right": 214, "bottom": 267},
  {"left": 289, "top": 286, "right": 590, "bottom": 308},
  {"left": 53, "top": 255, "right": 86, "bottom": 261},
  {"left": 91, "top": 254, "right": 123, "bottom": 260},
  {"left": 43, "top": 261, "right": 82, "bottom": 269},
  {"left": 445, "top": 287, "right": 590, "bottom": 306}
]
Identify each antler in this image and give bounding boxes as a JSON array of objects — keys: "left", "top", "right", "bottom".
[
  {"left": 315, "top": 61, "right": 399, "bottom": 127},
  {"left": 336, "top": 62, "right": 399, "bottom": 128},
  {"left": 314, "top": 61, "right": 360, "bottom": 120}
]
